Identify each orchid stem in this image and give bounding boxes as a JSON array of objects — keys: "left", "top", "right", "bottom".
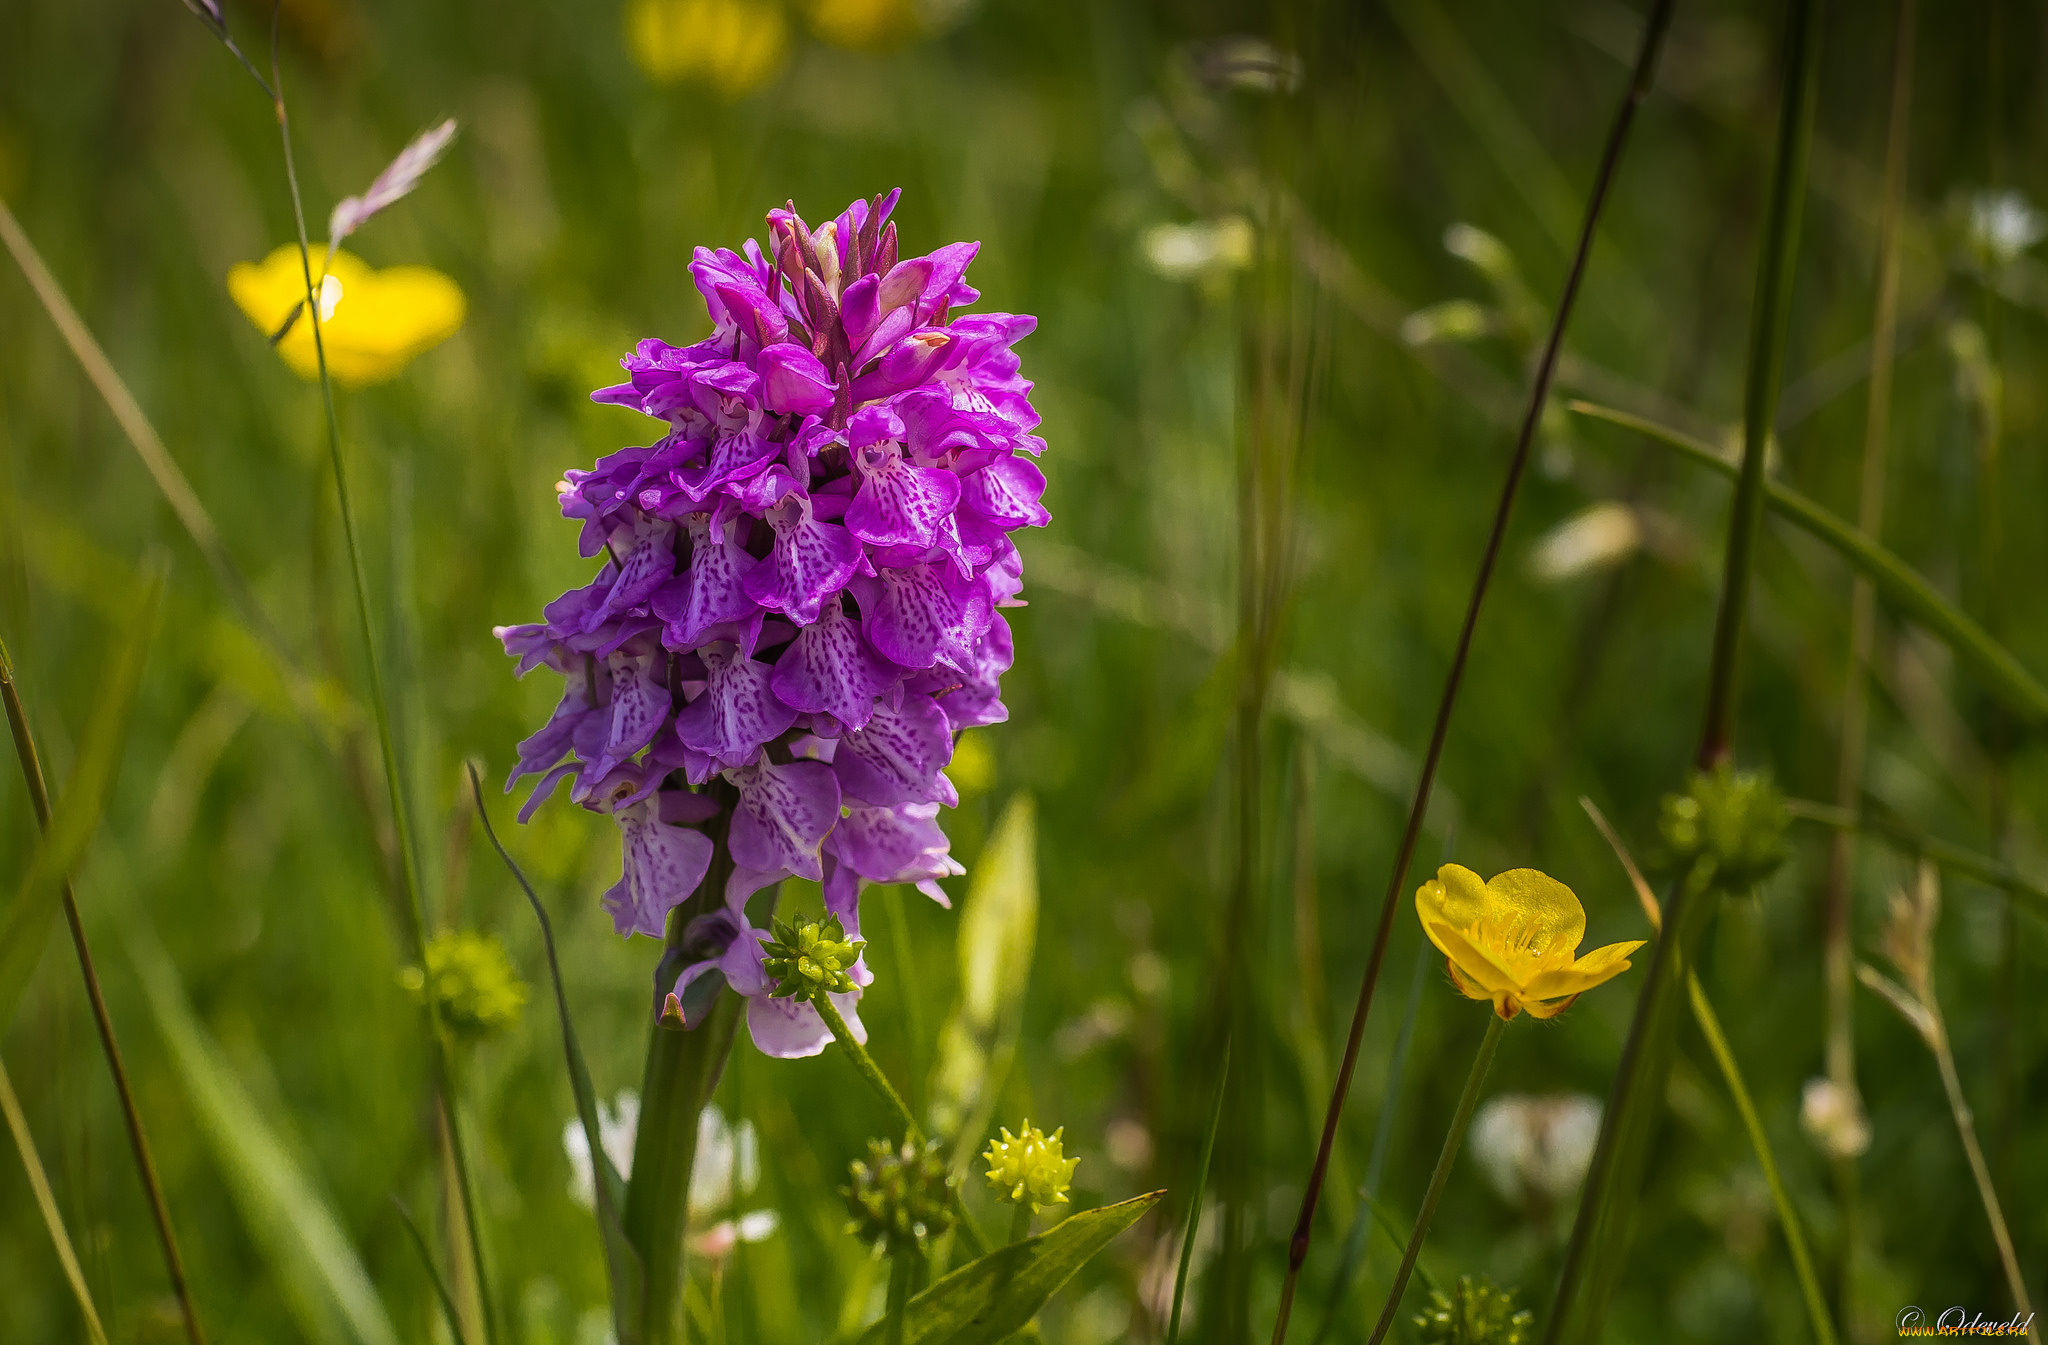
[
  {"left": 1365, "top": 1014, "right": 1507, "bottom": 1345},
  {"left": 814, "top": 994, "right": 990, "bottom": 1256},
  {"left": 1270, "top": 8, "right": 1673, "bottom": 1333}
]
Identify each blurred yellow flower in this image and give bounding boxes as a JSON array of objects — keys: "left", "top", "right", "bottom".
[
  {"left": 227, "top": 245, "right": 464, "bottom": 387},
  {"left": 627, "top": 0, "right": 787, "bottom": 96},
  {"left": 808, "top": 0, "right": 915, "bottom": 49},
  {"left": 1417, "top": 864, "right": 1645, "bottom": 1021}
]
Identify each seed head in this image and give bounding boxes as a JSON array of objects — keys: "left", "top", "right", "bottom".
[
  {"left": 400, "top": 931, "right": 528, "bottom": 1038},
  {"left": 759, "top": 913, "right": 865, "bottom": 1003},
  {"left": 843, "top": 1137, "right": 956, "bottom": 1258},
  {"left": 1413, "top": 1275, "right": 1534, "bottom": 1345}
]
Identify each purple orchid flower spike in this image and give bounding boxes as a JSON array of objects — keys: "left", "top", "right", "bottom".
[{"left": 494, "top": 190, "right": 1046, "bottom": 1057}]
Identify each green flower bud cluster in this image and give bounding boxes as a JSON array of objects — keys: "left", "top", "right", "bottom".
[
  {"left": 843, "top": 1137, "right": 957, "bottom": 1258},
  {"left": 399, "top": 930, "right": 528, "bottom": 1038},
  {"left": 1413, "top": 1275, "right": 1534, "bottom": 1345},
  {"left": 1656, "top": 763, "right": 1790, "bottom": 895},
  {"left": 760, "top": 912, "right": 865, "bottom": 1003},
  {"left": 982, "top": 1121, "right": 1079, "bottom": 1213}
]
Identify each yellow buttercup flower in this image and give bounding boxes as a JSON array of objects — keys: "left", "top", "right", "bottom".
[
  {"left": 808, "top": 0, "right": 916, "bottom": 50},
  {"left": 228, "top": 245, "right": 464, "bottom": 387},
  {"left": 1416, "top": 864, "right": 1645, "bottom": 1021},
  {"left": 626, "top": 0, "right": 787, "bottom": 97}
]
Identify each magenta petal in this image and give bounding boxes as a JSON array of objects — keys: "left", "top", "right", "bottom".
[
  {"left": 727, "top": 758, "right": 840, "bottom": 880},
  {"left": 847, "top": 448, "right": 962, "bottom": 549},
  {"left": 596, "top": 639, "right": 671, "bottom": 773},
  {"left": 758, "top": 342, "right": 836, "bottom": 416},
  {"left": 838, "top": 273, "right": 882, "bottom": 348},
  {"left": 653, "top": 515, "right": 760, "bottom": 650},
  {"left": 604, "top": 800, "right": 715, "bottom": 939},
  {"left": 767, "top": 598, "right": 901, "bottom": 729},
  {"left": 960, "top": 455, "right": 1049, "bottom": 529},
  {"left": 855, "top": 563, "right": 990, "bottom": 671},
  {"left": 742, "top": 495, "right": 864, "bottom": 625},
  {"left": 746, "top": 991, "right": 864, "bottom": 1059},
  {"left": 833, "top": 800, "right": 958, "bottom": 884},
  {"left": 832, "top": 694, "right": 955, "bottom": 807},
  {"left": 673, "top": 642, "right": 796, "bottom": 766}
]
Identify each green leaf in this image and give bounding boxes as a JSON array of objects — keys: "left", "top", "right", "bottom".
[
  {"left": 929, "top": 794, "right": 1038, "bottom": 1142},
  {"left": 855, "top": 1192, "right": 1163, "bottom": 1345},
  {"left": 0, "top": 562, "right": 164, "bottom": 1033},
  {"left": 1567, "top": 399, "right": 2048, "bottom": 726},
  {"left": 125, "top": 921, "right": 400, "bottom": 1345},
  {"left": 468, "top": 765, "right": 646, "bottom": 1344}
]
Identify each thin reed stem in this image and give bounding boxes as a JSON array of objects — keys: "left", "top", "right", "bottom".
[
  {"left": 1166, "top": 1036, "right": 1230, "bottom": 1345},
  {"left": 814, "top": 994, "right": 990, "bottom": 1257},
  {"left": 393, "top": 1195, "right": 469, "bottom": 1345},
  {"left": 1271, "top": 7, "right": 1674, "bottom": 1334},
  {"left": 1686, "top": 974, "right": 1837, "bottom": 1345},
  {"left": 1927, "top": 1016, "right": 2037, "bottom": 1342},
  {"left": 1364, "top": 1014, "right": 1507, "bottom": 1345},
  {"left": 0, "top": 1054, "right": 110, "bottom": 1345},
  {"left": 1547, "top": 4, "right": 1823, "bottom": 1338},
  {"left": 260, "top": 15, "right": 496, "bottom": 1339},
  {"left": 1, "top": 640, "right": 205, "bottom": 1345}
]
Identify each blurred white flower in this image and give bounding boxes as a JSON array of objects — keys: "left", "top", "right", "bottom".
[
  {"left": 1470, "top": 1092, "right": 1602, "bottom": 1209},
  {"left": 1194, "top": 36, "right": 1303, "bottom": 94},
  {"left": 1528, "top": 502, "right": 1642, "bottom": 583},
  {"left": 1799, "top": 1077, "right": 1871, "bottom": 1160},
  {"left": 563, "top": 1094, "right": 778, "bottom": 1257},
  {"left": 1967, "top": 189, "right": 2046, "bottom": 267},
  {"left": 1142, "top": 217, "right": 1255, "bottom": 279}
]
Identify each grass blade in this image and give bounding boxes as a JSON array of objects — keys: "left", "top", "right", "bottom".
[
  {"left": 1167, "top": 1036, "right": 1230, "bottom": 1345},
  {"left": 1567, "top": 399, "right": 2048, "bottom": 725},
  {"left": 393, "top": 1195, "right": 469, "bottom": 1345},
  {"left": 468, "top": 764, "right": 646, "bottom": 1343},
  {"left": 0, "top": 1054, "right": 111, "bottom": 1345},
  {"left": 125, "top": 917, "right": 400, "bottom": 1345},
  {"left": 1686, "top": 975, "right": 1837, "bottom": 1345},
  {"left": 0, "top": 563, "right": 164, "bottom": 1032}
]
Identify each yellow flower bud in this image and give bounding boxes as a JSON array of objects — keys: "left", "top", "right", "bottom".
[{"left": 982, "top": 1120, "right": 1079, "bottom": 1213}]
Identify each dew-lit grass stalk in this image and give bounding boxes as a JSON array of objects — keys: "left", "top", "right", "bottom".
[
  {"left": 257, "top": 14, "right": 495, "bottom": 1340},
  {"left": 1824, "top": 1, "right": 1913, "bottom": 1312},
  {"left": 813, "top": 994, "right": 990, "bottom": 1257},
  {"left": 1362, "top": 1015, "right": 1507, "bottom": 1345},
  {"left": 1166, "top": 1036, "right": 1230, "bottom": 1345},
  {"left": 1269, "top": 5, "right": 1674, "bottom": 1336},
  {"left": 1, "top": 640, "right": 204, "bottom": 1345},
  {"left": 1545, "top": 4, "right": 1821, "bottom": 1339},
  {"left": 0, "top": 1055, "right": 109, "bottom": 1345}
]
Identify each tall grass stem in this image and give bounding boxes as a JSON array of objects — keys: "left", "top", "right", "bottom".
[
  {"left": 1273, "top": 6, "right": 1673, "bottom": 1333},
  {"left": 1167, "top": 1036, "right": 1230, "bottom": 1345},
  {"left": 1686, "top": 974, "right": 1837, "bottom": 1345},
  {"left": 1364, "top": 1014, "right": 1508, "bottom": 1345},
  {"left": 0, "top": 1055, "right": 110, "bottom": 1345},
  {"left": 1546, "top": 3, "right": 1823, "bottom": 1337},
  {"left": 262, "top": 15, "right": 496, "bottom": 1339},
  {"left": 2, "top": 637, "right": 204, "bottom": 1345}
]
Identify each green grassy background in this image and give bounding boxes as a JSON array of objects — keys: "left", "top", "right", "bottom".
[{"left": 1, "top": 0, "right": 2043, "bottom": 1341}]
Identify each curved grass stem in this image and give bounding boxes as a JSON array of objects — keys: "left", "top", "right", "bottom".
[
  {"left": 1167, "top": 1036, "right": 1231, "bottom": 1345},
  {"left": 0, "top": 1055, "right": 110, "bottom": 1345},
  {"left": 1364, "top": 1014, "right": 1507, "bottom": 1345},
  {"left": 1270, "top": 7, "right": 1675, "bottom": 1336}
]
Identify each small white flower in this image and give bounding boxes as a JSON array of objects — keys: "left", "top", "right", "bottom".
[
  {"left": 563, "top": 1093, "right": 779, "bottom": 1257},
  {"left": 1142, "top": 217, "right": 1255, "bottom": 279},
  {"left": 1968, "top": 189, "right": 2046, "bottom": 267},
  {"left": 1799, "top": 1077, "right": 1871, "bottom": 1159},
  {"left": 1528, "top": 502, "right": 1642, "bottom": 583}
]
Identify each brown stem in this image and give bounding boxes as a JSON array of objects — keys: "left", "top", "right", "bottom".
[
  {"left": 1, "top": 644, "right": 205, "bottom": 1345},
  {"left": 1267, "top": 6, "right": 1675, "bottom": 1337}
]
